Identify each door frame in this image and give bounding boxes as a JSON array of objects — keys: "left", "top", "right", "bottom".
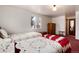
[
  {"left": 69, "top": 19, "right": 75, "bottom": 35},
  {"left": 65, "top": 18, "right": 76, "bottom": 36}
]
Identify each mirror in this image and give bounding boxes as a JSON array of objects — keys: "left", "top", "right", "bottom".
[{"left": 70, "top": 20, "right": 74, "bottom": 31}]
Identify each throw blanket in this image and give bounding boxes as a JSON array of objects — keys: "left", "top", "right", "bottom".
[{"left": 44, "top": 34, "right": 71, "bottom": 52}]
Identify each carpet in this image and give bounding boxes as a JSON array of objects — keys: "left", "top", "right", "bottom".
[{"left": 66, "top": 35, "right": 79, "bottom": 53}]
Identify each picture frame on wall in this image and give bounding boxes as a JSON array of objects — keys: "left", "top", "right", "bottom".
[{"left": 31, "top": 16, "right": 41, "bottom": 29}]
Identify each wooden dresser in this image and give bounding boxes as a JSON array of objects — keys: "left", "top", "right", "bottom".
[{"left": 47, "top": 23, "right": 56, "bottom": 34}]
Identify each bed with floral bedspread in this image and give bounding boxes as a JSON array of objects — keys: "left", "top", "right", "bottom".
[{"left": 10, "top": 32, "right": 71, "bottom": 53}]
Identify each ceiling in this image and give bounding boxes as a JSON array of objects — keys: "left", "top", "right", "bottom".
[{"left": 13, "top": 5, "right": 79, "bottom": 17}]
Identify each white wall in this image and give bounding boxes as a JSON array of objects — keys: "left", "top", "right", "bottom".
[
  {"left": 76, "top": 11, "right": 79, "bottom": 39},
  {"left": 52, "top": 16, "right": 65, "bottom": 35},
  {"left": 0, "top": 6, "right": 51, "bottom": 34}
]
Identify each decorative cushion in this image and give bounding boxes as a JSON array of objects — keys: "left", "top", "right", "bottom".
[
  {"left": 0, "top": 32, "right": 4, "bottom": 39},
  {"left": 0, "top": 29, "right": 9, "bottom": 39}
]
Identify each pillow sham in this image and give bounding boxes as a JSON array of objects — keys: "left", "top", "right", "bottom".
[
  {"left": 26, "top": 32, "right": 42, "bottom": 37},
  {"left": 0, "top": 32, "right": 4, "bottom": 39},
  {"left": 0, "top": 29, "right": 9, "bottom": 39},
  {"left": 10, "top": 32, "right": 42, "bottom": 40}
]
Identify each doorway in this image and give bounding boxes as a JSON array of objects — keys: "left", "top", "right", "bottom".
[
  {"left": 66, "top": 18, "right": 75, "bottom": 36},
  {"left": 69, "top": 19, "right": 75, "bottom": 35}
]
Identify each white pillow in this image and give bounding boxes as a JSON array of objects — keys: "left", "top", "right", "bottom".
[
  {"left": 10, "top": 33, "right": 24, "bottom": 40},
  {"left": 0, "top": 29, "right": 9, "bottom": 38},
  {"left": 24, "top": 32, "right": 42, "bottom": 38},
  {"left": 10, "top": 32, "right": 42, "bottom": 40}
]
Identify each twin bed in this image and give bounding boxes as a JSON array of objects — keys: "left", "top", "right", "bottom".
[{"left": 0, "top": 29, "right": 71, "bottom": 53}]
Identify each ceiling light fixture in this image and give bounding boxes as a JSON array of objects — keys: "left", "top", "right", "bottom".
[
  {"left": 49, "top": 5, "right": 57, "bottom": 11},
  {"left": 53, "top": 5, "right": 57, "bottom": 11}
]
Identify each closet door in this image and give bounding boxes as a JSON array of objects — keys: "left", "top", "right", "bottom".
[{"left": 48, "top": 23, "right": 56, "bottom": 34}]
